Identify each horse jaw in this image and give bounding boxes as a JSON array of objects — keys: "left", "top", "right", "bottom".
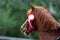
[{"left": 20, "top": 20, "right": 30, "bottom": 36}]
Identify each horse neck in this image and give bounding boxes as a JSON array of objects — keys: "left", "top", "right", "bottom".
[
  {"left": 35, "top": 8, "right": 60, "bottom": 40},
  {"left": 37, "top": 23, "right": 59, "bottom": 40},
  {"left": 36, "top": 8, "right": 60, "bottom": 30}
]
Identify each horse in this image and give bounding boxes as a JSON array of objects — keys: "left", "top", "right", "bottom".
[{"left": 20, "top": 3, "right": 60, "bottom": 40}]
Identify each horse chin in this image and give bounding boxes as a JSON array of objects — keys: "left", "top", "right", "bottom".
[
  {"left": 21, "top": 28, "right": 30, "bottom": 36},
  {"left": 21, "top": 26, "right": 30, "bottom": 36},
  {"left": 20, "top": 20, "right": 32, "bottom": 36},
  {"left": 23, "top": 31, "right": 30, "bottom": 36}
]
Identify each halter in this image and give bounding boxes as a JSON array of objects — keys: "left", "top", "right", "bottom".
[
  {"left": 27, "top": 13, "right": 60, "bottom": 33},
  {"left": 27, "top": 13, "right": 50, "bottom": 32},
  {"left": 27, "top": 13, "right": 35, "bottom": 31}
]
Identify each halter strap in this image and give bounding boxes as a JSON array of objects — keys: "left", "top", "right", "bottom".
[
  {"left": 35, "top": 28, "right": 60, "bottom": 32},
  {"left": 36, "top": 30, "right": 50, "bottom": 32}
]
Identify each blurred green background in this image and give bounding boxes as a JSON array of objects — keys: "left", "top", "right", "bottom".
[{"left": 0, "top": 0, "right": 60, "bottom": 39}]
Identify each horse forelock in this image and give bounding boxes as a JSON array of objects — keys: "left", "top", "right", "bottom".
[{"left": 27, "top": 9, "right": 32, "bottom": 14}]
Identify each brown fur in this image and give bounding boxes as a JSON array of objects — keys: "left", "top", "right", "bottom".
[
  {"left": 27, "top": 6, "right": 60, "bottom": 40},
  {"left": 21, "top": 3, "right": 60, "bottom": 40}
]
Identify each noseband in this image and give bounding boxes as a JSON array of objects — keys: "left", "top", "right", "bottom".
[{"left": 26, "top": 13, "right": 36, "bottom": 31}]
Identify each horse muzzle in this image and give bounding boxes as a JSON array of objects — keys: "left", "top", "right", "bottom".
[{"left": 20, "top": 20, "right": 30, "bottom": 35}]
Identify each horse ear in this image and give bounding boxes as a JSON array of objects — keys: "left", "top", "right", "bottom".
[
  {"left": 30, "top": 3, "right": 35, "bottom": 10},
  {"left": 43, "top": 5, "right": 46, "bottom": 9}
]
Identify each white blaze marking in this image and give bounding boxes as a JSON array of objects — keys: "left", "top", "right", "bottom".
[{"left": 21, "top": 20, "right": 27, "bottom": 28}]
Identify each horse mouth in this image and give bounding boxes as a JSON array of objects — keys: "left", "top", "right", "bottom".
[
  {"left": 20, "top": 27, "right": 30, "bottom": 36},
  {"left": 20, "top": 20, "right": 30, "bottom": 36},
  {"left": 23, "top": 30, "right": 30, "bottom": 36},
  {"left": 20, "top": 19, "right": 35, "bottom": 35}
]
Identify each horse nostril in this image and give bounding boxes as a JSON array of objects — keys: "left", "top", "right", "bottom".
[{"left": 20, "top": 28, "right": 24, "bottom": 32}]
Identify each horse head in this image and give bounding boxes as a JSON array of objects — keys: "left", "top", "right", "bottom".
[{"left": 20, "top": 3, "right": 60, "bottom": 38}]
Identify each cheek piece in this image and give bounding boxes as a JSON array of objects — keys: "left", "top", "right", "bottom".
[{"left": 27, "top": 14, "right": 35, "bottom": 31}]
